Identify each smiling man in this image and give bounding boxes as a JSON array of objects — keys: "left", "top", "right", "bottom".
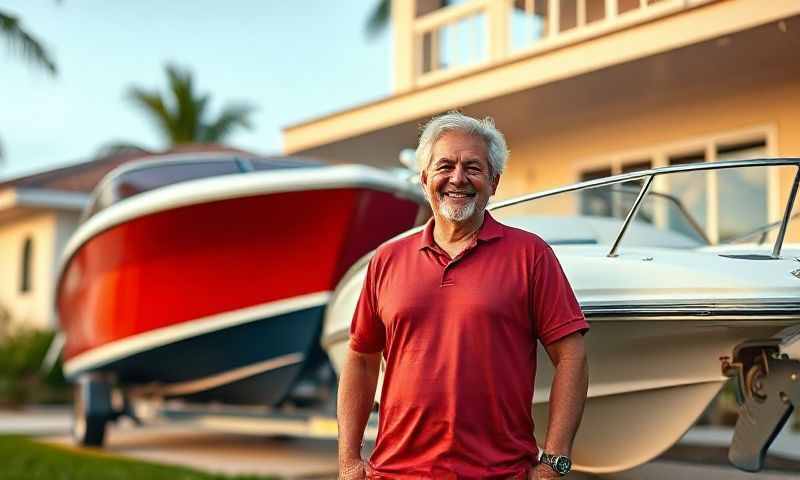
[{"left": 337, "top": 112, "right": 589, "bottom": 479}]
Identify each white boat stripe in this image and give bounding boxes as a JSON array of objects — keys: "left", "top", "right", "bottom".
[
  {"left": 129, "top": 352, "right": 306, "bottom": 398},
  {"left": 63, "top": 291, "right": 331, "bottom": 377}
]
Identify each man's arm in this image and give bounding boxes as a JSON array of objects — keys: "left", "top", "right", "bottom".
[
  {"left": 337, "top": 347, "right": 382, "bottom": 478},
  {"left": 532, "top": 331, "right": 588, "bottom": 479}
]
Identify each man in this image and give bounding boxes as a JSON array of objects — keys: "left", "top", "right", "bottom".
[{"left": 338, "top": 112, "right": 589, "bottom": 479}]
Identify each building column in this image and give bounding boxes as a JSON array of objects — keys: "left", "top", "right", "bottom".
[{"left": 393, "top": 0, "right": 416, "bottom": 93}]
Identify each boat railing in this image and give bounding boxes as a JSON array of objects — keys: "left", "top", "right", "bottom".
[{"left": 488, "top": 158, "right": 800, "bottom": 259}]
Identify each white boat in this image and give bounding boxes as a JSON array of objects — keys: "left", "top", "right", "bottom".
[{"left": 321, "top": 158, "right": 800, "bottom": 473}]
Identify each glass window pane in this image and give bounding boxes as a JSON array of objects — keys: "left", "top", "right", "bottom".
[
  {"left": 620, "top": 160, "right": 653, "bottom": 223},
  {"left": 85, "top": 160, "right": 241, "bottom": 220},
  {"left": 250, "top": 157, "right": 321, "bottom": 171},
  {"left": 510, "top": 0, "right": 548, "bottom": 51},
  {"left": 20, "top": 237, "right": 33, "bottom": 293},
  {"left": 492, "top": 178, "right": 705, "bottom": 249},
  {"left": 716, "top": 142, "right": 767, "bottom": 242},
  {"left": 114, "top": 161, "right": 241, "bottom": 201},
  {"left": 782, "top": 170, "right": 800, "bottom": 247},
  {"left": 668, "top": 152, "right": 707, "bottom": 236},
  {"left": 434, "top": 12, "right": 487, "bottom": 72},
  {"left": 580, "top": 167, "right": 613, "bottom": 218}
]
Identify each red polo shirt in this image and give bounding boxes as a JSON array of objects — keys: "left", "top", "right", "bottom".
[{"left": 350, "top": 212, "right": 588, "bottom": 479}]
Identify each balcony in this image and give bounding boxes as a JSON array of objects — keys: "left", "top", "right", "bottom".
[
  {"left": 285, "top": 0, "right": 796, "bottom": 158},
  {"left": 399, "top": 0, "right": 714, "bottom": 89}
]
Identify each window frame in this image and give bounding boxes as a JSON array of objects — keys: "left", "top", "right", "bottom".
[{"left": 573, "top": 125, "right": 779, "bottom": 243}]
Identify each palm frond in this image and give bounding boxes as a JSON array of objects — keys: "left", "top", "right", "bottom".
[
  {"left": 166, "top": 64, "right": 203, "bottom": 144},
  {"left": 127, "top": 64, "right": 257, "bottom": 146},
  {"left": 0, "top": 11, "right": 57, "bottom": 75},
  {"left": 127, "top": 87, "right": 176, "bottom": 143},
  {"left": 200, "top": 104, "right": 256, "bottom": 143},
  {"left": 193, "top": 93, "right": 211, "bottom": 136},
  {"left": 365, "top": 0, "right": 391, "bottom": 38}
]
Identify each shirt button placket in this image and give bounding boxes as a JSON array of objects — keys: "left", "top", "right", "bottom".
[{"left": 441, "top": 260, "right": 455, "bottom": 287}]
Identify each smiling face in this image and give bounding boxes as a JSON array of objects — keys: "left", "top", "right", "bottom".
[{"left": 421, "top": 130, "right": 499, "bottom": 225}]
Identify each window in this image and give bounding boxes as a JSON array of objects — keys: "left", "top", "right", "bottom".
[
  {"left": 579, "top": 167, "right": 613, "bottom": 217},
  {"left": 20, "top": 237, "right": 32, "bottom": 293},
  {"left": 578, "top": 130, "right": 772, "bottom": 244},
  {"left": 716, "top": 141, "right": 768, "bottom": 242},
  {"left": 667, "top": 151, "right": 707, "bottom": 235},
  {"left": 578, "top": 159, "right": 652, "bottom": 218},
  {"left": 666, "top": 141, "right": 768, "bottom": 242}
]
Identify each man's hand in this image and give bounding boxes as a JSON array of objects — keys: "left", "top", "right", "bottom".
[
  {"left": 337, "top": 349, "right": 380, "bottom": 480},
  {"left": 339, "top": 458, "right": 366, "bottom": 480},
  {"left": 529, "top": 463, "right": 560, "bottom": 479}
]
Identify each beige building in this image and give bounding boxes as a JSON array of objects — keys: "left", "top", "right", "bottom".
[
  {"left": 0, "top": 188, "right": 85, "bottom": 329},
  {"left": 284, "top": 0, "right": 800, "bottom": 241}
]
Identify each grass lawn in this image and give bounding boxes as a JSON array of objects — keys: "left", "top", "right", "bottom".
[{"left": 0, "top": 435, "right": 278, "bottom": 480}]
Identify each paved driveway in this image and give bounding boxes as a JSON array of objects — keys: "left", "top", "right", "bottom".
[{"left": 3, "top": 407, "right": 799, "bottom": 479}]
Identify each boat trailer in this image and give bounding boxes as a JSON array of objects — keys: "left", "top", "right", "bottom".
[{"left": 722, "top": 330, "right": 800, "bottom": 472}]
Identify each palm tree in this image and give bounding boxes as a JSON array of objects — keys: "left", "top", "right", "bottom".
[
  {"left": 365, "top": 0, "right": 391, "bottom": 38},
  {"left": 0, "top": 9, "right": 57, "bottom": 163},
  {"left": 0, "top": 10, "right": 57, "bottom": 75},
  {"left": 127, "top": 64, "right": 256, "bottom": 146}
]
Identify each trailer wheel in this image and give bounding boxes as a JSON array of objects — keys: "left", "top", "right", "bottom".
[{"left": 72, "top": 375, "right": 112, "bottom": 447}]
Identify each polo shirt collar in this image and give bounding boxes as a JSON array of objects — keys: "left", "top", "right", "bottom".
[{"left": 418, "top": 211, "right": 504, "bottom": 251}]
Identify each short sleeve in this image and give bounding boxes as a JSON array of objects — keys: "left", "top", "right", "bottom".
[
  {"left": 349, "top": 257, "right": 386, "bottom": 353},
  {"left": 531, "top": 244, "right": 589, "bottom": 346}
]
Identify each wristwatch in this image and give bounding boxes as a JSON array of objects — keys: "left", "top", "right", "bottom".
[{"left": 540, "top": 452, "right": 572, "bottom": 476}]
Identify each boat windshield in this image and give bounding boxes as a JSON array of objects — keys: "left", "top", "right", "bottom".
[
  {"left": 83, "top": 156, "right": 320, "bottom": 221},
  {"left": 490, "top": 163, "right": 800, "bottom": 252}
]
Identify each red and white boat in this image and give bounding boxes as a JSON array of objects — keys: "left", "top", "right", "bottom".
[{"left": 56, "top": 153, "right": 428, "bottom": 445}]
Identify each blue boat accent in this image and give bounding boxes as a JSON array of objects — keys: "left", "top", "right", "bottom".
[{"left": 73, "top": 305, "right": 325, "bottom": 406}]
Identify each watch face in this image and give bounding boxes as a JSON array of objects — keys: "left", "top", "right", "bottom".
[{"left": 554, "top": 456, "right": 571, "bottom": 474}]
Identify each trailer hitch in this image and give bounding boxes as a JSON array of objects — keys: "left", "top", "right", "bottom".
[{"left": 721, "top": 336, "right": 800, "bottom": 472}]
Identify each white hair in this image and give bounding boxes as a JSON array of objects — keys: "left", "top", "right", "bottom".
[{"left": 415, "top": 111, "right": 509, "bottom": 178}]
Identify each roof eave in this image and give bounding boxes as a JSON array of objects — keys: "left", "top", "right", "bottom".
[{"left": 0, "top": 187, "right": 90, "bottom": 213}]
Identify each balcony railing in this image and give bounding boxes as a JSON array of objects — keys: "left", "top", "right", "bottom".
[{"left": 409, "top": 0, "right": 714, "bottom": 87}]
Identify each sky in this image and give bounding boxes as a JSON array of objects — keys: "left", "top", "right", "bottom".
[{"left": 0, "top": 1, "right": 391, "bottom": 180}]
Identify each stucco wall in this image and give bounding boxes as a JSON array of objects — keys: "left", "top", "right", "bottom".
[
  {"left": 0, "top": 212, "right": 57, "bottom": 329},
  {"left": 500, "top": 77, "right": 800, "bottom": 195},
  {"left": 497, "top": 73, "right": 800, "bottom": 241}
]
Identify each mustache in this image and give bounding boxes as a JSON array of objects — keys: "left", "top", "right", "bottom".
[{"left": 438, "top": 190, "right": 476, "bottom": 196}]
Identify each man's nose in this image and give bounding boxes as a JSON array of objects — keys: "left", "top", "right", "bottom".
[{"left": 450, "top": 164, "right": 468, "bottom": 184}]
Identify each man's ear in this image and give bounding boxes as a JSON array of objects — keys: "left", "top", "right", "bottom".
[
  {"left": 491, "top": 173, "right": 500, "bottom": 196},
  {"left": 420, "top": 169, "right": 428, "bottom": 188}
]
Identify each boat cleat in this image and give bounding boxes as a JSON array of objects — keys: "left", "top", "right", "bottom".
[{"left": 723, "top": 334, "right": 800, "bottom": 472}]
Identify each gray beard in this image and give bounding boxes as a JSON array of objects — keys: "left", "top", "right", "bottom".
[{"left": 438, "top": 196, "right": 477, "bottom": 222}]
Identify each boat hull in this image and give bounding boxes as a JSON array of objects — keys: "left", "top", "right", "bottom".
[
  {"left": 58, "top": 174, "right": 426, "bottom": 405},
  {"left": 85, "top": 302, "right": 324, "bottom": 405},
  {"left": 322, "top": 256, "right": 800, "bottom": 473}
]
